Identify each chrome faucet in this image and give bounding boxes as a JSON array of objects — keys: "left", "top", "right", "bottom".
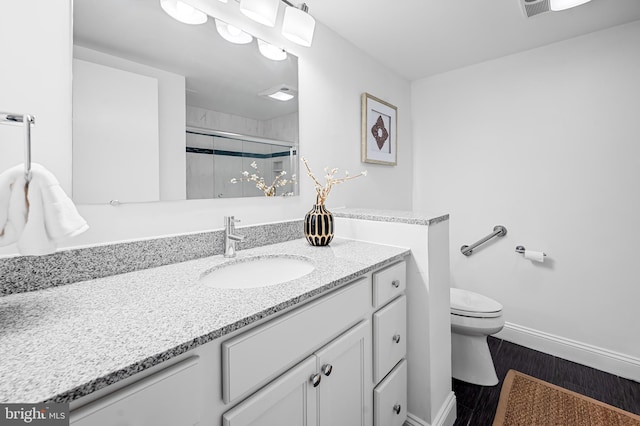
[{"left": 224, "top": 216, "right": 245, "bottom": 258}]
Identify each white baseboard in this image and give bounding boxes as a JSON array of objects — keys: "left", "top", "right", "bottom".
[
  {"left": 405, "top": 391, "right": 457, "bottom": 426},
  {"left": 496, "top": 322, "right": 640, "bottom": 382},
  {"left": 405, "top": 413, "right": 428, "bottom": 426}
]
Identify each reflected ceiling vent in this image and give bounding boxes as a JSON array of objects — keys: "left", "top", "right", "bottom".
[
  {"left": 520, "top": 0, "right": 550, "bottom": 18},
  {"left": 259, "top": 84, "right": 297, "bottom": 101}
]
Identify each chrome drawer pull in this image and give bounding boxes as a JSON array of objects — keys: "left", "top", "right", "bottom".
[
  {"left": 321, "top": 364, "right": 333, "bottom": 376},
  {"left": 393, "top": 404, "right": 402, "bottom": 415},
  {"left": 310, "top": 373, "right": 321, "bottom": 387},
  {"left": 391, "top": 279, "right": 400, "bottom": 288},
  {"left": 392, "top": 334, "right": 401, "bottom": 344}
]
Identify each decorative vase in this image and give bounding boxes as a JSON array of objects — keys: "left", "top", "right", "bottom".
[{"left": 304, "top": 199, "right": 334, "bottom": 246}]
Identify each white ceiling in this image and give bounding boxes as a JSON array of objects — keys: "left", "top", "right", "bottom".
[
  {"left": 74, "top": 0, "right": 298, "bottom": 121},
  {"left": 308, "top": 0, "right": 640, "bottom": 81}
]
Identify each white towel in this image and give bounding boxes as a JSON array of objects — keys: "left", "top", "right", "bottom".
[
  {"left": 0, "top": 164, "right": 28, "bottom": 246},
  {"left": 0, "top": 163, "right": 88, "bottom": 255}
]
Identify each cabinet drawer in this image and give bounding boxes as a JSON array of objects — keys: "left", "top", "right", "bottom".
[
  {"left": 374, "top": 359, "right": 407, "bottom": 426},
  {"left": 372, "top": 261, "right": 406, "bottom": 308},
  {"left": 222, "top": 277, "right": 370, "bottom": 403},
  {"left": 70, "top": 357, "right": 200, "bottom": 426},
  {"left": 373, "top": 295, "right": 406, "bottom": 383}
]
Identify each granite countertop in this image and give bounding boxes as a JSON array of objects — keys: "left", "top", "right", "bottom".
[
  {"left": 0, "top": 238, "right": 409, "bottom": 404},
  {"left": 333, "top": 208, "right": 449, "bottom": 225}
]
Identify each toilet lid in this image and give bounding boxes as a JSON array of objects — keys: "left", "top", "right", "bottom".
[{"left": 450, "top": 288, "right": 503, "bottom": 318}]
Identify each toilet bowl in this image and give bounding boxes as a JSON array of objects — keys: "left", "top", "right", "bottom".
[{"left": 450, "top": 288, "right": 504, "bottom": 386}]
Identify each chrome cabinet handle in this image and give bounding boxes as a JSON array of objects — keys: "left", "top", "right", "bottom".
[
  {"left": 393, "top": 404, "right": 401, "bottom": 415},
  {"left": 321, "top": 364, "right": 333, "bottom": 376},
  {"left": 391, "top": 279, "right": 400, "bottom": 288},
  {"left": 310, "top": 373, "right": 321, "bottom": 387},
  {"left": 392, "top": 334, "right": 401, "bottom": 344}
]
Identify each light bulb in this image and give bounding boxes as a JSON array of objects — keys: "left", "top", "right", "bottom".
[
  {"left": 215, "top": 19, "right": 253, "bottom": 44},
  {"left": 257, "top": 40, "right": 287, "bottom": 61},
  {"left": 160, "top": 0, "right": 207, "bottom": 25}
]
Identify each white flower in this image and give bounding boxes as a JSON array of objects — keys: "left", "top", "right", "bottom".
[
  {"left": 362, "top": 170, "right": 368, "bottom": 176},
  {"left": 242, "top": 171, "right": 249, "bottom": 177},
  {"left": 250, "top": 161, "right": 258, "bottom": 169},
  {"left": 281, "top": 170, "right": 287, "bottom": 176},
  {"left": 230, "top": 178, "right": 238, "bottom": 183}
]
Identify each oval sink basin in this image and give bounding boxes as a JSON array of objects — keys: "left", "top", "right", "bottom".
[{"left": 200, "top": 256, "right": 315, "bottom": 289}]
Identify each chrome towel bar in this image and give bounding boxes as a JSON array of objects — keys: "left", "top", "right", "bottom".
[
  {"left": 461, "top": 225, "right": 507, "bottom": 256},
  {"left": 1, "top": 112, "right": 36, "bottom": 182}
]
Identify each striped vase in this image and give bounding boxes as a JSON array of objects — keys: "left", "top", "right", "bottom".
[{"left": 304, "top": 202, "right": 334, "bottom": 246}]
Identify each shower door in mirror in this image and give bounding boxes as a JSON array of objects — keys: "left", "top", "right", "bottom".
[{"left": 186, "top": 129, "right": 297, "bottom": 199}]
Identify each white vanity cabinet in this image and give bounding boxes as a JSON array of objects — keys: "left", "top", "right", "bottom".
[
  {"left": 68, "top": 257, "right": 408, "bottom": 426},
  {"left": 221, "top": 278, "right": 370, "bottom": 404},
  {"left": 223, "top": 260, "right": 408, "bottom": 426},
  {"left": 222, "top": 320, "right": 369, "bottom": 426},
  {"left": 371, "top": 261, "right": 408, "bottom": 426}
]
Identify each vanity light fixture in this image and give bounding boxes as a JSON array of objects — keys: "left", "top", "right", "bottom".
[
  {"left": 257, "top": 39, "right": 287, "bottom": 61},
  {"left": 160, "top": 0, "right": 208, "bottom": 25},
  {"left": 240, "top": 0, "right": 280, "bottom": 27},
  {"left": 215, "top": 19, "right": 253, "bottom": 44},
  {"left": 282, "top": 3, "right": 315, "bottom": 47},
  {"left": 550, "top": 0, "right": 592, "bottom": 11},
  {"left": 239, "top": 0, "right": 316, "bottom": 47}
]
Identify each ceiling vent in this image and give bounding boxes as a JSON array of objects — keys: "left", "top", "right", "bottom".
[{"left": 520, "top": 0, "right": 550, "bottom": 18}]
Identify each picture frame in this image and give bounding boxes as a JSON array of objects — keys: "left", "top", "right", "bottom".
[{"left": 361, "top": 93, "right": 397, "bottom": 166}]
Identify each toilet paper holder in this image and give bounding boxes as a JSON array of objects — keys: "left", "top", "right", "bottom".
[{"left": 515, "top": 246, "right": 547, "bottom": 257}]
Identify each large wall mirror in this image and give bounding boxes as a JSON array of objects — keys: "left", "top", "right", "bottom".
[{"left": 72, "top": 0, "right": 299, "bottom": 204}]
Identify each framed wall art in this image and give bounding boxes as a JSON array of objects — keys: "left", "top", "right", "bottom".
[{"left": 361, "top": 93, "right": 397, "bottom": 166}]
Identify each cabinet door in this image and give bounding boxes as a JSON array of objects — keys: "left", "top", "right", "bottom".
[
  {"left": 222, "top": 277, "right": 369, "bottom": 403},
  {"left": 70, "top": 357, "right": 200, "bottom": 426},
  {"left": 315, "top": 321, "right": 369, "bottom": 426},
  {"left": 222, "top": 356, "right": 318, "bottom": 426}
]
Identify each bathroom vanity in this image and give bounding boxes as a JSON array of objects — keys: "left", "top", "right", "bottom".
[{"left": 0, "top": 238, "right": 409, "bottom": 426}]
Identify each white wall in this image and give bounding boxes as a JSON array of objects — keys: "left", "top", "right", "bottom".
[
  {"left": 73, "top": 59, "right": 160, "bottom": 204},
  {"left": 0, "top": 0, "right": 413, "bottom": 253},
  {"left": 336, "top": 217, "right": 455, "bottom": 426},
  {"left": 412, "top": 21, "right": 640, "bottom": 375},
  {"left": 74, "top": 46, "right": 186, "bottom": 201},
  {"left": 0, "top": 0, "right": 72, "bottom": 193}
]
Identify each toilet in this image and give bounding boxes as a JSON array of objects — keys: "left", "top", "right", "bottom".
[{"left": 450, "top": 288, "right": 504, "bottom": 386}]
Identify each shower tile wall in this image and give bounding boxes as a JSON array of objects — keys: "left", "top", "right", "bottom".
[
  {"left": 186, "top": 132, "right": 215, "bottom": 199},
  {"left": 185, "top": 105, "right": 298, "bottom": 199}
]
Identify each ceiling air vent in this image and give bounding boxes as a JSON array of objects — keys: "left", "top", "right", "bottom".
[{"left": 520, "top": 0, "right": 550, "bottom": 18}]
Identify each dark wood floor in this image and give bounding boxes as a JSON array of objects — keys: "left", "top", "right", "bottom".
[{"left": 453, "top": 336, "right": 640, "bottom": 426}]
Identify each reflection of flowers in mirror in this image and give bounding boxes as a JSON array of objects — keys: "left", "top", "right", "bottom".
[
  {"left": 302, "top": 157, "right": 367, "bottom": 205},
  {"left": 231, "top": 161, "right": 297, "bottom": 196}
]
